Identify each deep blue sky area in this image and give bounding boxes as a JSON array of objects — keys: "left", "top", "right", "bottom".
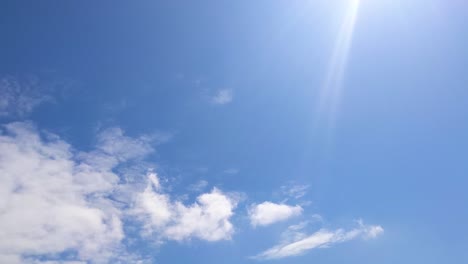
[{"left": 0, "top": 0, "right": 467, "bottom": 263}]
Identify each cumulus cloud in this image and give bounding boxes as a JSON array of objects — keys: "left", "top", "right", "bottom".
[
  {"left": 249, "top": 202, "right": 303, "bottom": 227},
  {"left": 211, "top": 89, "right": 233, "bottom": 105},
  {"left": 0, "top": 122, "right": 139, "bottom": 263},
  {"left": 253, "top": 222, "right": 384, "bottom": 260},
  {"left": 133, "top": 173, "right": 237, "bottom": 242},
  {"left": 0, "top": 120, "right": 383, "bottom": 262},
  {"left": 0, "top": 76, "right": 53, "bottom": 117},
  {"left": 0, "top": 121, "right": 243, "bottom": 262}
]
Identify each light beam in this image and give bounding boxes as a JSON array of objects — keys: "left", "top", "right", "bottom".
[{"left": 316, "top": 0, "right": 361, "bottom": 131}]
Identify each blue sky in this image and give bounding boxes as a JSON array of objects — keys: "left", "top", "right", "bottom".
[{"left": 0, "top": 0, "right": 467, "bottom": 263}]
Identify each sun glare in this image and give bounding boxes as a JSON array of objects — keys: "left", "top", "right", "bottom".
[{"left": 316, "top": 0, "right": 361, "bottom": 130}]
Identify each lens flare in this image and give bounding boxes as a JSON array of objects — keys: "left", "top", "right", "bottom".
[{"left": 316, "top": 0, "right": 361, "bottom": 130}]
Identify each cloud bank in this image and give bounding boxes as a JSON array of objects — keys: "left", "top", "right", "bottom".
[
  {"left": 0, "top": 120, "right": 383, "bottom": 263},
  {"left": 0, "top": 122, "right": 236, "bottom": 263}
]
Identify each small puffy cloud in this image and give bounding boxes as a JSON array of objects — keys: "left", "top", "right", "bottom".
[
  {"left": 133, "top": 173, "right": 237, "bottom": 242},
  {"left": 249, "top": 202, "right": 303, "bottom": 227},
  {"left": 253, "top": 222, "right": 384, "bottom": 260},
  {"left": 211, "top": 89, "right": 233, "bottom": 105},
  {"left": 165, "top": 188, "right": 236, "bottom": 241}
]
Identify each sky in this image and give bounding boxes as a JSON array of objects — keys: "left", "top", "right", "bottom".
[{"left": 0, "top": 0, "right": 467, "bottom": 263}]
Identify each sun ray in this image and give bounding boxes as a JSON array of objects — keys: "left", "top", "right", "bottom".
[{"left": 316, "top": 0, "right": 361, "bottom": 131}]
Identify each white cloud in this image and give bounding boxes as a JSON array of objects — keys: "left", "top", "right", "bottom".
[
  {"left": 165, "top": 189, "right": 236, "bottom": 241},
  {"left": 211, "top": 89, "right": 233, "bottom": 105},
  {"left": 0, "top": 120, "right": 382, "bottom": 262},
  {"left": 0, "top": 122, "right": 157, "bottom": 263},
  {"left": 253, "top": 222, "right": 384, "bottom": 260},
  {"left": 0, "top": 121, "right": 240, "bottom": 263},
  {"left": 0, "top": 76, "right": 52, "bottom": 117},
  {"left": 134, "top": 173, "right": 173, "bottom": 229},
  {"left": 133, "top": 173, "right": 237, "bottom": 242},
  {"left": 0, "top": 123, "right": 128, "bottom": 263},
  {"left": 249, "top": 202, "right": 303, "bottom": 227}
]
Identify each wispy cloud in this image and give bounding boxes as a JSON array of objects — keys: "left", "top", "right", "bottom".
[
  {"left": 249, "top": 202, "right": 303, "bottom": 227},
  {"left": 187, "top": 179, "right": 209, "bottom": 192},
  {"left": 252, "top": 221, "right": 384, "bottom": 260},
  {"left": 223, "top": 168, "right": 239, "bottom": 175},
  {"left": 281, "top": 184, "right": 309, "bottom": 200},
  {"left": 211, "top": 89, "right": 233, "bottom": 105},
  {"left": 0, "top": 76, "right": 52, "bottom": 117}
]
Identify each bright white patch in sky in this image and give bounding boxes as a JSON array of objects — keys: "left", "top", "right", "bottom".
[
  {"left": 211, "top": 89, "right": 233, "bottom": 105},
  {"left": 249, "top": 202, "right": 303, "bottom": 227},
  {"left": 253, "top": 222, "right": 384, "bottom": 260}
]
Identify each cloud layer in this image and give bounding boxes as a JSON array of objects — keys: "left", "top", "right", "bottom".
[
  {"left": 0, "top": 122, "right": 236, "bottom": 263},
  {"left": 0, "top": 121, "right": 383, "bottom": 263}
]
